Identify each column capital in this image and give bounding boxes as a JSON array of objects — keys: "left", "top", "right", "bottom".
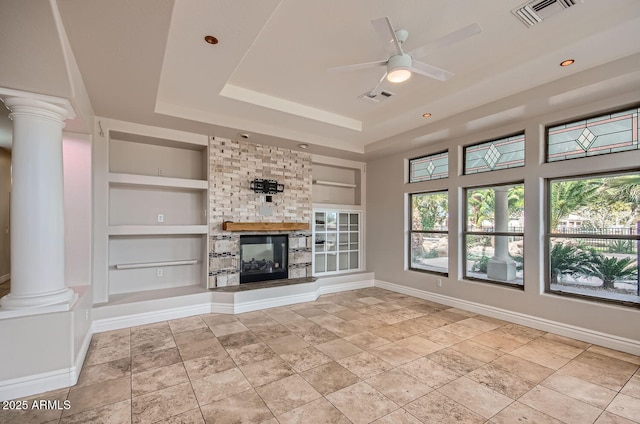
[{"left": 0, "top": 87, "right": 75, "bottom": 121}]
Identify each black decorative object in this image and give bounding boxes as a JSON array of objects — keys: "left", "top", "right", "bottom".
[{"left": 250, "top": 179, "right": 284, "bottom": 194}]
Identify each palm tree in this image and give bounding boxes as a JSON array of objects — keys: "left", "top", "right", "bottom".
[
  {"left": 549, "top": 242, "right": 593, "bottom": 284},
  {"left": 550, "top": 179, "right": 600, "bottom": 230},
  {"left": 589, "top": 252, "right": 638, "bottom": 290}
]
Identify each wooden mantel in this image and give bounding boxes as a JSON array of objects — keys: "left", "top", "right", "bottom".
[{"left": 222, "top": 221, "right": 309, "bottom": 232}]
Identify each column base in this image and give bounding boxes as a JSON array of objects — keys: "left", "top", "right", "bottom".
[
  {"left": 0, "top": 287, "right": 76, "bottom": 310},
  {"left": 487, "top": 258, "right": 517, "bottom": 282}
]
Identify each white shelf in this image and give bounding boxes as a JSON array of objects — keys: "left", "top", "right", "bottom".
[
  {"left": 108, "top": 225, "right": 208, "bottom": 236},
  {"left": 109, "top": 173, "right": 208, "bottom": 190},
  {"left": 313, "top": 180, "right": 357, "bottom": 188},
  {"left": 115, "top": 259, "right": 198, "bottom": 270}
]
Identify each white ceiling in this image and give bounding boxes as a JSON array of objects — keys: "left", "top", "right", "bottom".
[{"left": 49, "top": 0, "right": 640, "bottom": 159}]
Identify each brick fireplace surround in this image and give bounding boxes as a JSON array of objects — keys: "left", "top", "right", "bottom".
[{"left": 208, "top": 137, "right": 313, "bottom": 288}]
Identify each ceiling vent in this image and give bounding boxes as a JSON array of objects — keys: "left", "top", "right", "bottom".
[
  {"left": 513, "top": 0, "right": 582, "bottom": 27},
  {"left": 358, "top": 90, "right": 395, "bottom": 103}
]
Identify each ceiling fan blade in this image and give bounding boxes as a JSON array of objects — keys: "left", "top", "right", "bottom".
[
  {"left": 368, "top": 72, "right": 389, "bottom": 96},
  {"left": 328, "top": 60, "right": 387, "bottom": 74},
  {"left": 411, "top": 61, "right": 454, "bottom": 81},
  {"left": 371, "top": 17, "right": 403, "bottom": 55},
  {"left": 408, "top": 23, "right": 482, "bottom": 60}
]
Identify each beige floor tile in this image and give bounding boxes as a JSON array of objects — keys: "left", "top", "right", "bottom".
[
  {"left": 59, "top": 399, "right": 131, "bottom": 424},
  {"left": 291, "top": 305, "right": 329, "bottom": 318},
  {"left": 76, "top": 357, "right": 131, "bottom": 387},
  {"left": 332, "top": 308, "right": 366, "bottom": 321},
  {"left": 130, "top": 322, "right": 172, "bottom": 341},
  {"left": 541, "top": 372, "right": 617, "bottom": 409},
  {"left": 255, "top": 374, "right": 322, "bottom": 416},
  {"left": 404, "top": 391, "right": 485, "bottom": 424},
  {"left": 284, "top": 320, "right": 339, "bottom": 345},
  {"left": 438, "top": 376, "right": 513, "bottom": 419},
  {"left": 250, "top": 322, "right": 293, "bottom": 341},
  {"left": 525, "top": 335, "right": 587, "bottom": 359},
  {"left": 540, "top": 332, "right": 591, "bottom": 350},
  {"left": 201, "top": 313, "right": 239, "bottom": 327},
  {"left": 64, "top": 376, "right": 131, "bottom": 417},
  {"left": 587, "top": 345, "right": 640, "bottom": 366},
  {"left": 576, "top": 350, "right": 639, "bottom": 378},
  {"left": 191, "top": 367, "right": 252, "bottom": 405},
  {"left": 265, "top": 333, "right": 310, "bottom": 354},
  {"left": 431, "top": 309, "right": 470, "bottom": 323},
  {"left": 372, "top": 409, "right": 423, "bottom": 424},
  {"left": 370, "top": 324, "right": 415, "bottom": 341},
  {"left": 621, "top": 375, "right": 640, "bottom": 399},
  {"left": 154, "top": 408, "right": 204, "bottom": 424},
  {"left": 183, "top": 353, "right": 236, "bottom": 381},
  {"left": 510, "top": 343, "right": 571, "bottom": 370},
  {"left": 344, "top": 331, "right": 392, "bottom": 350},
  {"left": 449, "top": 340, "right": 503, "bottom": 363},
  {"left": 2, "top": 388, "right": 70, "bottom": 424},
  {"left": 458, "top": 317, "right": 503, "bottom": 332},
  {"left": 216, "top": 330, "right": 261, "bottom": 348},
  {"left": 131, "top": 347, "right": 181, "bottom": 374},
  {"left": 84, "top": 342, "right": 130, "bottom": 367},
  {"left": 595, "top": 411, "right": 638, "bottom": 424},
  {"left": 489, "top": 401, "right": 563, "bottom": 424},
  {"left": 440, "top": 321, "right": 485, "bottom": 339},
  {"left": 466, "top": 362, "right": 536, "bottom": 399},
  {"left": 225, "top": 341, "right": 277, "bottom": 366},
  {"left": 131, "top": 362, "right": 189, "bottom": 397},
  {"left": 315, "top": 338, "right": 363, "bottom": 360},
  {"left": 172, "top": 328, "right": 215, "bottom": 347},
  {"left": 412, "top": 315, "right": 452, "bottom": 329},
  {"left": 209, "top": 320, "right": 249, "bottom": 337},
  {"left": 337, "top": 351, "right": 394, "bottom": 379},
  {"left": 134, "top": 382, "right": 197, "bottom": 423},
  {"left": 326, "top": 381, "right": 399, "bottom": 424},
  {"left": 421, "top": 328, "right": 467, "bottom": 347},
  {"left": 299, "top": 361, "right": 360, "bottom": 395},
  {"left": 89, "top": 328, "right": 130, "bottom": 350},
  {"left": 470, "top": 330, "right": 526, "bottom": 353},
  {"left": 177, "top": 337, "right": 226, "bottom": 362},
  {"left": 239, "top": 356, "right": 296, "bottom": 387},
  {"left": 491, "top": 354, "right": 554, "bottom": 384},
  {"left": 131, "top": 335, "right": 176, "bottom": 356},
  {"left": 370, "top": 343, "right": 422, "bottom": 366},
  {"left": 277, "top": 397, "right": 350, "bottom": 424},
  {"left": 263, "top": 308, "right": 306, "bottom": 324},
  {"left": 427, "top": 347, "right": 486, "bottom": 375},
  {"left": 279, "top": 346, "right": 333, "bottom": 372},
  {"left": 394, "top": 335, "right": 445, "bottom": 356},
  {"left": 200, "top": 389, "right": 273, "bottom": 424},
  {"left": 495, "top": 324, "right": 545, "bottom": 344},
  {"left": 606, "top": 393, "right": 640, "bottom": 423},
  {"left": 559, "top": 359, "right": 632, "bottom": 391},
  {"left": 399, "top": 357, "right": 460, "bottom": 388},
  {"left": 366, "top": 368, "right": 433, "bottom": 405},
  {"left": 167, "top": 315, "right": 208, "bottom": 334},
  {"left": 519, "top": 385, "right": 603, "bottom": 424}
]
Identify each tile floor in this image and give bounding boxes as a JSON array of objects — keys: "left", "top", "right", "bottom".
[{"left": 1, "top": 287, "right": 639, "bottom": 424}]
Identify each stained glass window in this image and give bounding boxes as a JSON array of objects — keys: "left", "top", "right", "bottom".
[
  {"left": 464, "top": 133, "right": 525, "bottom": 175},
  {"left": 547, "top": 107, "right": 640, "bottom": 162},
  {"left": 409, "top": 151, "right": 448, "bottom": 183}
]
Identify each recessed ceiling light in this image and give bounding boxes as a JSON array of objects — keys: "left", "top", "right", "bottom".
[
  {"left": 204, "top": 35, "right": 219, "bottom": 45},
  {"left": 237, "top": 132, "right": 249, "bottom": 139},
  {"left": 560, "top": 59, "right": 575, "bottom": 67},
  {"left": 298, "top": 143, "right": 309, "bottom": 149},
  {"left": 422, "top": 113, "right": 432, "bottom": 118}
]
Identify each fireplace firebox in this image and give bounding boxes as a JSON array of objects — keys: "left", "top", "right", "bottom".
[{"left": 239, "top": 235, "right": 288, "bottom": 283}]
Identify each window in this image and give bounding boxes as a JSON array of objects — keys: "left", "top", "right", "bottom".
[
  {"left": 547, "top": 106, "right": 640, "bottom": 162},
  {"left": 409, "top": 191, "right": 448, "bottom": 274},
  {"left": 409, "top": 151, "right": 448, "bottom": 183},
  {"left": 464, "top": 133, "right": 525, "bottom": 175},
  {"left": 547, "top": 172, "right": 639, "bottom": 306},
  {"left": 464, "top": 183, "right": 524, "bottom": 287}
]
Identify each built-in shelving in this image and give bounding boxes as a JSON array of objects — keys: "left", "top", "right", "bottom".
[
  {"left": 108, "top": 225, "right": 208, "bottom": 236},
  {"left": 313, "top": 209, "right": 361, "bottom": 275},
  {"left": 108, "top": 172, "right": 208, "bottom": 190},
  {"left": 312, "top": 180, "right": 357, "bottom": 188}
]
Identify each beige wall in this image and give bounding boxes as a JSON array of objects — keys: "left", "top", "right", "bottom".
[
  {"left": 366, "top": 92, "right": 640, "bottom": 342},
  {"left": 0, "top": 148, "right": 10, "bottom": 280}
]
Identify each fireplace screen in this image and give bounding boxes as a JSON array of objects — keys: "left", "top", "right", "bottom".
[{"left": 239, "top": 235, "right": 288, "bottom": 283}]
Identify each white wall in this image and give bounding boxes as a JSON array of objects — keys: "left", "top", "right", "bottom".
[
  {"left": 366, "top": 91, "right": 640, "bottom": 346},
  {"left": 63, "top": 133, "right": 92, "bottom": 285}
]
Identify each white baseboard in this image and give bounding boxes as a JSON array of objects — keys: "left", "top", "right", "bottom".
[
  {"left": 0, "top": 274, "right": 9, "bottom": 284},
  {"left": 0, "top": 368, "right": 75, "bottom": 402},
  {"left": 92, "top": 303, "right": 213, "bottom": 333},
  {"left": 70, "top": 327, "right": 93, "bottom": 385},
  {"left": 374, "top": 279, "right": 640, "bottom": 356}
]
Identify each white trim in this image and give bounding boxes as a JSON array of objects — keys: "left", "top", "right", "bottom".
[
  {"left": 92, "top": 303, "right": 212, "bottom": 333},
  {"left": 0, "top": 368, "right": 75, "bottom": 402},
  {"left": 71, "top": 327, "right": 93, "bottom": 385},
  {"left": 0, "top": 274, "right": 9, "bottom": 284},
  {"left": 374, "top": 279, "right": 640, "bottom": 356},
  {"left": 233, "top": 292, "right": 319, "bottom": 314}
]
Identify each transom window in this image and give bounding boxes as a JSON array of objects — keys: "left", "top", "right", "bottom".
[
  {"left": 464, "top": 133, "right": 525, "bottom": 175},
  {"left": 547, "top": 106, "right": 640, "bottom": 162},
  {"left": 409, "top": 191, "right": 448, "bottom": 275},
  {"left": 409, "top": 151, "right": 448, "bottom": 183},
  {"left": 464, "top": 183, "right": 525, "bottom": 287}
]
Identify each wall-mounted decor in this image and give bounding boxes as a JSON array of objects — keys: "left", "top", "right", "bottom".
[{"left": 250, "top": 179, "right": 284, "bottom": 194}]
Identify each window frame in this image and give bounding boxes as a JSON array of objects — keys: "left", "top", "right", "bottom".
[
  {"left": 408, "top": 150, "right": 449, "bottom": 183},
  {"left": 462, "top": 181, "right": 525, "bottom": 289},
  {"left": 408, "top": 190, "right": 449, "bottom": 276},
  {"left": 544, "top": 170, "right": 640, "bottom": 308}
]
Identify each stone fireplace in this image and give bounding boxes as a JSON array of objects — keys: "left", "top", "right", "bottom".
[
  {"left": 239, "top": 234, "right": 288, "bottom": 283},
  {"left": 208, "top": 137, "right": 313, "bottom": 287}
]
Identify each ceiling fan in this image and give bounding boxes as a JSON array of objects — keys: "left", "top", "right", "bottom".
[{"left": 328, "top": 17, "right": 482, "bottom": 87}]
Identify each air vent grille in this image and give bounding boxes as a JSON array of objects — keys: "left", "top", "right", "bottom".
[
  {"left": 358, "top": 90, "right": 395, "bottom": 103},
  {"left": 513, "top": 0, "right": 582, "bottom": 27}
]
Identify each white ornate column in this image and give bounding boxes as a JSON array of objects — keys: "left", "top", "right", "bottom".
[
  {"left": 487, "top": 186, "right": 516, "bottom": 282},
  {"left": 0, "top": 94, "right": 76, "bottom": 309}
]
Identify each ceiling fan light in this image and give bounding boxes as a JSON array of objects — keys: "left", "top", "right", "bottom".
[{"left": 387, "top": 54, "right": 412, "bottom": 83}]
